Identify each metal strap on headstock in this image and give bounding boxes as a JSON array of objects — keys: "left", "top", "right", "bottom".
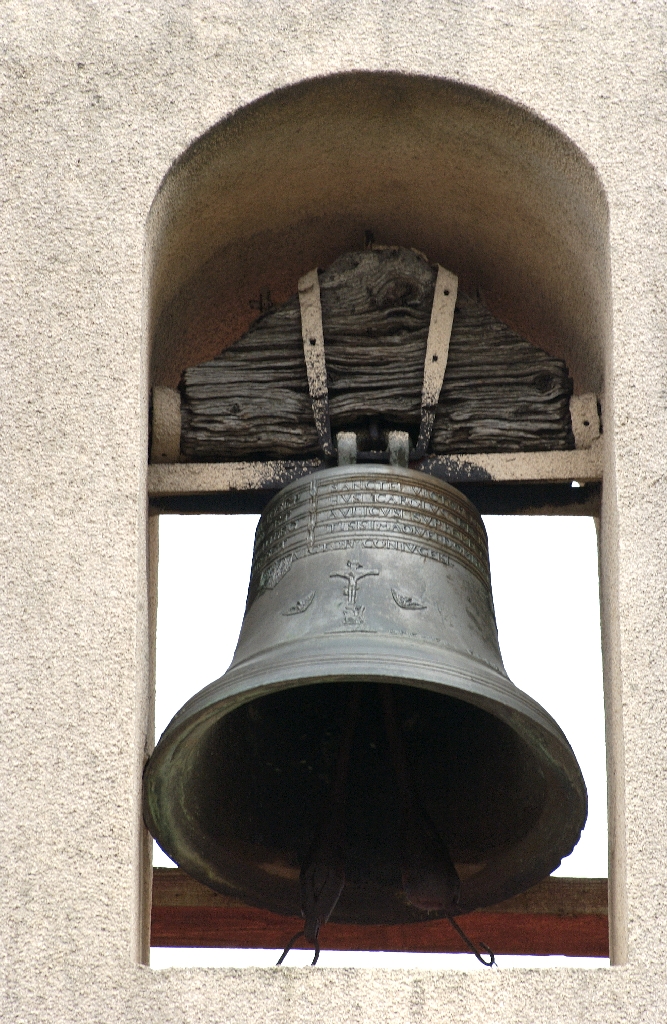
[
  {"left": 298, "top": 263, "right": 458, "bottom": 462},
  {"left": 298, "top": 269, "right": 335, "bottom": 458},
  {"left": 411, "top": 264, "right": 458, "bottom": 459}
]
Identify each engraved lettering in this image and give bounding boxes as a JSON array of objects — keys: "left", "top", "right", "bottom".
[
  {"left": 307, "top": 479, "right": 318, "bottom": 552},
  {"left": 250, "top": 476, "right": 490, "bottom": 592}
]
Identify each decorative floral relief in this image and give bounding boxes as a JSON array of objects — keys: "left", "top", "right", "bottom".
[
  {"left": 259, "top": 554, "right": 293, "bottom": 592},
  {"left": 282, "top": 591, "right": 316, "bottom": 616},
  {"left": 391, "top": 588, "right": 427, "bottom": 610}
]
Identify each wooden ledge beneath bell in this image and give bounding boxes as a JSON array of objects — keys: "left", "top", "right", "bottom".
[
  {"left": 151, "top": 869, "right": 608, "bottom": 957},
  {"left": 147, "top": 443, "right": 602, "bottom": 517}
]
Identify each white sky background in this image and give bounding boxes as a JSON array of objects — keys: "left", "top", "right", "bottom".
[{"left": 151, "top": 513, "right": 607, "bottom": 970}]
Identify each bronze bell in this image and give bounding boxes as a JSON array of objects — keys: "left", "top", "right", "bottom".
[{"left": 144, "top": 465, "right": 586, "bottom": 933}]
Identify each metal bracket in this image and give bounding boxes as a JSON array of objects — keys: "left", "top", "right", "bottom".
[
  {"left": 336, "top": 432, "right": 358, "bottom": 466},
  {"left": 411, "top": 265, "right": 458, "bottom": 460},
  {"left": 569, "top": 394, "right": 601, "bottom": 449},
  {"left": 387, "top": 431, "right": 410, "bottom": 468},
  {"left": 298, "top": 269, "right": 335, "bottom": 458}
]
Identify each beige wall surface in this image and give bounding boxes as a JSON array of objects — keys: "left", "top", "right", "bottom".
[{"left": 1, "top": 1, "right": 667, "bottom": 1021}]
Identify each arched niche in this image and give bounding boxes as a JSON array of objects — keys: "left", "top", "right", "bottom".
[{"left": 147, "top": 72, "right": 609, "bottom": 395}]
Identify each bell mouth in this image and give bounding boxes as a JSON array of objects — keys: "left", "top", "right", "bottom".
[{"left": 144, "top": 651, "right": 586, "bottom": 923}]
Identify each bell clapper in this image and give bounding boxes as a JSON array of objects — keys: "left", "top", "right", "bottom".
[
  {"left": 381, "top": 684, "right": 496, "bottom": 966},
  {"left": 278, "top": 684, "right": 362, "bottom": 966},
  {"left": 380, "top": 684, "right": 461, "bottom": 915}
]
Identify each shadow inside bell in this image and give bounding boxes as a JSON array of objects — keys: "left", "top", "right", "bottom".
[{"left": 181, "top": 681, "right": 547, "bottom": 925}]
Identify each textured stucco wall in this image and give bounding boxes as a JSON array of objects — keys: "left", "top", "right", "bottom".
[{"left": 1, "top": 1, "right": 667, "bottom": 1021}]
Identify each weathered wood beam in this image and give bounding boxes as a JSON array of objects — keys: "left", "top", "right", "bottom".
[
  {"left": 151, "top": 869, "right": 608, "bottom": 957},
  {"left": 147, "top": 445, "right": 602, "bottom": 516},
  {"left": 179, "top": 249, "right": 577, "bottom": 462},
  {"left": 148, "top": 445, "right": 602, "bottom": 495}
]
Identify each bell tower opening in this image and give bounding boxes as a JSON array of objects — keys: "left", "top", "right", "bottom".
[{"left": 145, "top": 72, "right": 611, "bottom": 967}]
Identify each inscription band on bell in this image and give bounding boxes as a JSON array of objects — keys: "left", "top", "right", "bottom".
[{"left": 250, "top": 469, "right": 490, "bottom": 600}]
